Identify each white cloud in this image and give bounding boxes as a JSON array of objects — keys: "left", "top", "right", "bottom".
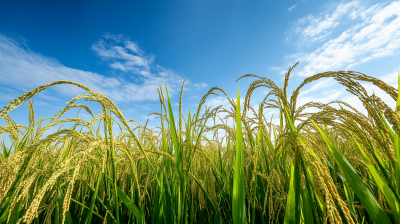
[
  {"left": 91, "top": 36, "right": 153, "bottom": 73},
  {"left": 286, "top": 1, "right": 360, "bottom": 46},
  {"left": 338, "top": 81, "right": 397, "bottom": 115},
  {"left": 297, "top": 89, "right": 344, "bottom": 110},
  {"left": 381, "top": 69, "right": 400, "bottom": 85},
  {"left": 270, "top": 66, "right": 288, "bottom": 76},
  {"left": 289, "top": 68, "right": 400, "bottom": 116},
  {"left": 0, "top": 34, "right": 207, "bottom": 103},
  {"left": 200, "top": 96, "right": 250, "bottom": 127},
  {"left": 268, "top": 1, "right": 400, "bottom": 121},
  {"left": 203, "top": 96, "right": 231, "bottom": 111},
  {"left": 193, "top": 82, "right": 208, "bottom": 89},
  {"left": 299, "top": 78, "right": 335, "bottom": 95},
  {"left": 283, "top": 0, "right": 400, "bottom": 77},
  {"left": 288, "top": 5, "right": 296, "bottom": 11}
]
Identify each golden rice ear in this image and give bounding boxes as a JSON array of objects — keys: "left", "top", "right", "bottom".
[
  {"left": 0, "top": 81, "right": 93, "bottom": 121},
  {"left": 283, "top": 61, "right": 299, "bottom": 103},
  {"left": 179, "top": 79, "right": 186, "bottom": 140},
  {"left": 3, "top": 68, "right": 400, "bottom": 224},
  {"left": 396, "top": 70, "right": 400, "bottom": 112}
]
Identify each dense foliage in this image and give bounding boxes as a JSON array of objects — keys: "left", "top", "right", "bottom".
[{"left": 1, "top": 62, "right": 400, "bottom": 224}]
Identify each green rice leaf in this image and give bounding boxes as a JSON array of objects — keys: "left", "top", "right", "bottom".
[
  {"left": 352, "top": 134, "right": 400, "bottom": 221},
  {"left": 284, "top": 160, "right": 301, "bottom": 224},
  {"left": 8, "top": 198, "right": 23, "bottom": 224},
  {"left": 232, "top": 88, "right": 247, "bottom": 224},
  {"left": 85, "top": 167, "right": 103, "bottom": 224},
  {"left": 311, "top": 119, "right": 392, "bottom": 224},
  {"left": 107, "top": 176, "right": 144, "bottom": 223}
]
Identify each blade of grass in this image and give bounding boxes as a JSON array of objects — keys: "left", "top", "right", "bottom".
[
  {"left": 85, "top": 166, "right": 103, "bottom": 224},
  {"left": 351, "top": 134, "right": 400, "bottom": 221},
  {"left": 311, "top": 119, "right": 392, "bottom": 224},
  {"left": 106, "top": 176, "right": 144, "bottom": 223},
  {"left": 164, "top": 81, "right": 185, "bottom": 223},
  {"left": 232, "top": 88, "right": 247, "bottom": 224},
  {"left": 284, "top": 159, "right": 301, "bottom": 224},
  {"left": 70, "top": 198, "right": 104, "bottom": 220}
]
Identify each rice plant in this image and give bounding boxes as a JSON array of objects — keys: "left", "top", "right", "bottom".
[{"left": 1, "top": 63, "right": 400, "bottom": 223}]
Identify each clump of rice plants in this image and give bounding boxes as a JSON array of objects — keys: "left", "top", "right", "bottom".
[{"left": 1, "top": 63, "right": 400, "bottom": 224}]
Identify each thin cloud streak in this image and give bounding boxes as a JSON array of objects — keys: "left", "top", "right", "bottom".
[
  {"left": 284, "top": 0, "right": 400, "bottom": 77},
  {"left": 286, "top": 1, "right": 360, "bottom": 46},
  {"left": 288, "top": 5, "right": 296, "bottom": 11}
]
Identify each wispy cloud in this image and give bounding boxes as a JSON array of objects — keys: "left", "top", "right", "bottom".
[
  {"left": 0, "top": 34, "right": 207, "bottom": 103},
  {"left": 92, "top": 34, "right": 153, "bottom": 75},
  {"left": 299, "top": 78, "right": 335, "bottom": 95},
  {"left": 286, "top": 1, "right": 360, "bottom": 46},
  {"left": 268, "top": 0, "right": 400, "bottom": 116},
  {"left": 298, "top": 89, "right": 344, "bottom": 106},
  {"left": 283, "top": 0, "right": 400, "bottom": 77},
  {"left": 270, "top": 66, "right": 288, "bottom": 76},
  {"left": 288, "top": 5, "right": 296, "bottom": 12},
  {"left": 193, "top": 82, "right": 208, "bottom": 89}
]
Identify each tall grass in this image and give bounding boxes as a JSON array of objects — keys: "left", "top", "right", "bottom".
[{"left": 1, "top": 64, "right": 400, "bottom": 224}]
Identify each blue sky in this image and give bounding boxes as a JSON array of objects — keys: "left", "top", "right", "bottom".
[{"left": 1, "top": 0, "right": 400, "bottom": 144}]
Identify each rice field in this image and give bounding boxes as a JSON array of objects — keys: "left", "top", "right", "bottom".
[{"left": 1, "top": 62, "right": 400, "bottom": 224}]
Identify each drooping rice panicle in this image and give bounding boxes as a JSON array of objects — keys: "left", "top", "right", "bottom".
[{"left": 2, "top": 64, "right": 400, "bottom": 224}]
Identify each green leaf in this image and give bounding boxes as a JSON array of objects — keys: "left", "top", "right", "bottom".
[
  {"left": 164, "top": 82, "right": 185, "bottom": 223},
  {"left": 2, "top": 144, "right": 9, "bottom": 159},
  {"left": 352, "top": 134, "right": 400, "bottom": 221},
  {"left": 232, "top": 88, "right": 247, "bottom": 224},
  {"left": 85, "top": 167, "right": 103, "bottom": 224},
  {"left": 70, "top": 198, "right": 104, "bottom": 220},
  {"left": 300, "top": 185, "right": 315, "bottom": 224},
  {"left": 107, "top": 176, "right": 144, "bottom": 223},
  {"left": 311, "top": 120, "right": 392, "bottom": 224},
  {"left": 0, "top": 145, "right": 41, "bottom": 216},
  {"left": 164, "top": 82, "right": 184, "bottom": 185},
  {"left": 284, "top": 160, "right": 301, "bottom": 224},
  {"left": 189, "top": 172, "right": 221, "bottom": 224},
  {"left": 8, "top": 198, "right": 23, "bottom": 224},
  {"left": 17, "top": 129, "right": 30, "bottom": 151}
]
